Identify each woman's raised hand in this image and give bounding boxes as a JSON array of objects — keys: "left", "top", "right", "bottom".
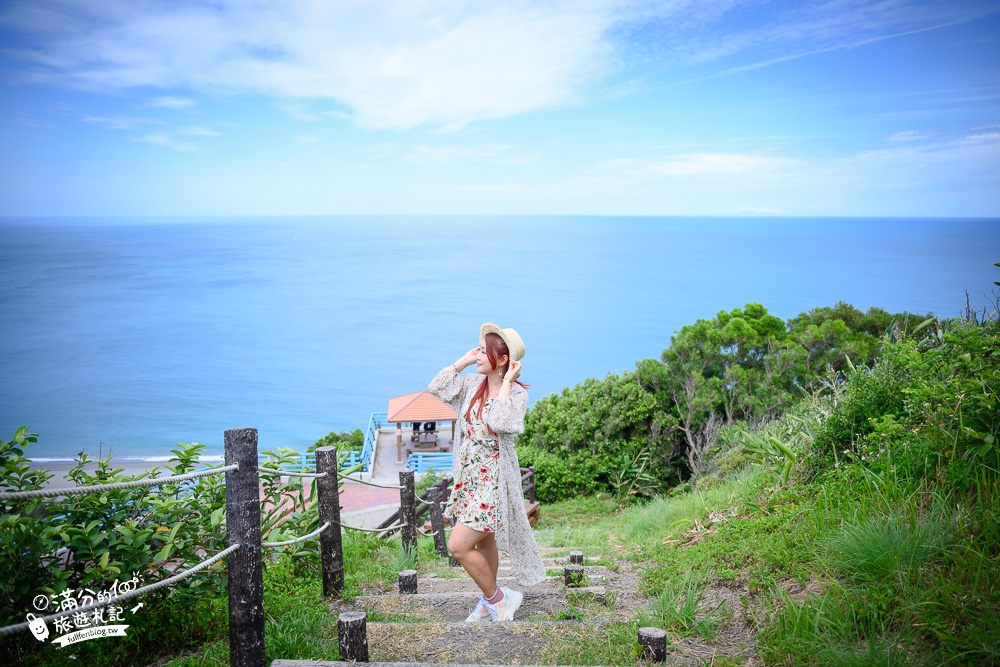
[
  {"left": 454, "top": 347, "right": 479, "bottom": 371},
  {"left": 504, "top": 359, "right": 522, "bottom": 383}
]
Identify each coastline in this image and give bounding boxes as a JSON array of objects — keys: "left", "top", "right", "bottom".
[{"left": 27, "top": 459, "right": 198, "bottom": 484}]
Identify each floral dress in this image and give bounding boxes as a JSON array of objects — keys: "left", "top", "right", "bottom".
[
  {"left": 446, "top": 399, "right": 502, "bottom": 532},
  {"left": 428, "top": 365, "right": 546, "bottom": 586}
]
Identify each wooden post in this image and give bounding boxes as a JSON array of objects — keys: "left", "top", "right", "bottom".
[
  {"left": 570, "top": 550, "right": 584, "bottom": 565},
  {"left": 225, "top": 428, "right": 266, "bottom": 667},
  {"left": 564, "top": 564, "right": 585, "bottom": 587},
  {"left": 398, "top": 569, "right": 418, "bottom": 594},
  {"left": 528, "top": 465, "right": 536, "bottom": 503},
  {"left": 338, "top": 611, "right": 369, "bottom": 662},
  {"left": 315, "top": 446, "right": 344, "bottom": 597},
  {"left": 427, "top": 484, "right": 448, "bottom": 558},
  {"left": 399, "top": 470, "right": 417, "bottom": 555},
  {"left": 638, "top": 627, "right": 667, "bottom": 661}
]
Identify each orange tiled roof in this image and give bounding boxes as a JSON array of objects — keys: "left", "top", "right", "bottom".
[{"left": 387, "top": 390, "right": 457, "bottom": 423}]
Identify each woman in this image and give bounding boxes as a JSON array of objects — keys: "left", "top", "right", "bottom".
[{"left": 428, "top": 323, "right": 545, "bottom": 622}]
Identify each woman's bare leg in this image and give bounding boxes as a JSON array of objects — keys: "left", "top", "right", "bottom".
[
  {"left": 449, "top": 522, "right": 498, "bottom": 597},
  {"left": 478, "top": 530, "right": 499, "bottom": 581}
]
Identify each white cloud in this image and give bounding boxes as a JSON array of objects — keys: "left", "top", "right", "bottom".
[
  {"left": 1, "top": 0, "right": 993, "bottom": 133},
  {"left": 887, "top": 130, "right": 923, "bottom": 142},
  {"left": 81, "top": 115, "right": 159, "bottom": 130},
  {"left": 145, "top": 96, "right": 195, "bottom": 109},
  {"left": 613, "top": 0, "right": 996, "bottom": 80},
  {"left": 1, "top": 0, "right": 617, "bottom": 131},
  {"left": 181, "top": 126, "right": 221, "bottom": 137},
  {"left": 134, "top": 132, "right": 204, "bottom": 152}
]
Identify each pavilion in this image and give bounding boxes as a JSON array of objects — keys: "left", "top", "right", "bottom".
[{"left": 386, "top": 390, "right": 457, "bottom": 463}]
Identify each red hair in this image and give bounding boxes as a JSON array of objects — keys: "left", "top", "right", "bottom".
[{"left": 465, "top": 332, "right": 529, "bottom": 429}]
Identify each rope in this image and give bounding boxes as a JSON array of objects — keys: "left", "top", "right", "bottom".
[
  {"left": 333, "top": 519, "right": 408, "bottom": 535},
  {"left": 258, "top": 467, "right": 328, "bottom": 479},
  {"left": 0, "top": 543, "right": 239, "bottom": 638},
  {"left": 262, "top": 522, "right": 330, "bottom": 548},
  {"left": 336, "top": 473, "right": 403, "bottom": 489},
  {"left": 1, "top": 465, "right": 239, "bottom": 501}
]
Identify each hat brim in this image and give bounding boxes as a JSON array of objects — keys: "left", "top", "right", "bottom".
[{"left": 480, "top": 322, "right": 525, "bottom": 361}]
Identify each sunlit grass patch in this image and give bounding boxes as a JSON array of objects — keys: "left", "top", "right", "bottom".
[{"left": 639, "top": 571, "right": 730, "bottom": 640}]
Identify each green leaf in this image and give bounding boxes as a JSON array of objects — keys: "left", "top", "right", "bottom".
[
  {"left": 155, "top": 543, "right": 174, "bottom": 563},
  {"left": 100, "top": 552, "right": 110, "bottom": 568},
  {"left": 169, "top": 522, "right": 184, "bottom": 541},
  {"left": 769, "top": 436, "right": 797, "bottom": 462}
]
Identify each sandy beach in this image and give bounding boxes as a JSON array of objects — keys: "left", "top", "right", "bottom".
[
  {"left": 28, "top": 459, "right": 195, "bottom": 484},
  {"left": 24, "top": 458, "right": 400, "bottom": 521}
]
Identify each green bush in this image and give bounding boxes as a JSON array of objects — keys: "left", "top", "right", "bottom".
[
  {"left": 311, "top": 429, "right": 364, "bottom": 452},
  {"left": 809, "top": 342, "right": 915, "bottom": 471},
  {"left": 515, "top": 444, "right": 607, "bottom": 502}
]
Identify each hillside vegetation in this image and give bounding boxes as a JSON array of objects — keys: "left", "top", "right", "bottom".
[
  {"left": 519, "top": 283, "right": 999, "bottom": 664},
  {"left": 518, "top": 301, "right": 927, "bottom": 502}
]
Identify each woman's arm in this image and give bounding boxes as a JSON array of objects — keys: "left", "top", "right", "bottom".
[
  {"left": 487, "top": 383, "right": 528, "bottom": 435},
  {"left": 428, "top": 347, "right": 479, "bottom": 411}
]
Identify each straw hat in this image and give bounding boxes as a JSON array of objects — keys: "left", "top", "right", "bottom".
[{"left": 480, "top": 323, "right": 525, "bottom": 361}]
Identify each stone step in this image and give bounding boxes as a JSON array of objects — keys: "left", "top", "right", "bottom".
[
  {"left": 499, "top": 556, "right": 601, "bottom": 566},
  {"left": 410, "top": 574, "right": 605, "bottom": 594},
  {"left": 339, "top": 587, "right": 608, "bottom": 623},
  {"left": 273, "top": 621, "right": 618, "bottom": 666},
  {"left": 499, "top": 564, "right": 608, "bottom": 576}
]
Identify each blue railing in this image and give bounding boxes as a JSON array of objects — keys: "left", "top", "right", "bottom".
[
  {"left": 405, "top": 452, "right": 453, "bottom": 473},
  {"left": 256, "top": 450, "right": 362, "bottom": 474},
  {"left": 361, "top": 411, "right": 388, "bottom": 472}
]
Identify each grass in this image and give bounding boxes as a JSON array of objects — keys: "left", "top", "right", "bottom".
[
  {"left": 152, "top": 530, "right": 450, "bottom": 666},
  {"left": 641, "top": 571, "right": 731, "bottom": 640},
  {"left": 541, "top": 445, "right": 999, "bottom": 666}
]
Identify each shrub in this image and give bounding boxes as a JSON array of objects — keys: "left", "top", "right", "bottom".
[{"left": 311, "top": 429, "right": 364, "bottom": 452}]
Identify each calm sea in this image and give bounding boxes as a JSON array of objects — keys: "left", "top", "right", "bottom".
[{"left": 1, "top": 216, "right": 997, "bottom": 461}]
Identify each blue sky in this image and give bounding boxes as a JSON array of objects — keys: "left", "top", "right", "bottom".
[{"left": 1, "top": 0, "right": 998, "bottom": 217}]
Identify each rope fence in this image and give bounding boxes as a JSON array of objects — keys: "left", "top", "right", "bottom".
[
  {"left": 0, "top": 464, "right": 238, "bottom": 501},
  {"left": 335, "top": 472, "right": 403, "bottom": 489},
  {"left": 257, "top": 467, "right": 328, "bottom": 479},
  {"left": 262, "top": 522, "right": 330, "bottom": 548},
  {"left": 0, "top": 543, "right": 239, "bottom": 638},
  {"left": 333, "top": 518, "right": 409, "bottom": 535}
]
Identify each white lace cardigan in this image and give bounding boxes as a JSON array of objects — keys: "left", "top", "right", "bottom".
[{"left": 428, "top": 366, "right": 546, "bottom": 587}]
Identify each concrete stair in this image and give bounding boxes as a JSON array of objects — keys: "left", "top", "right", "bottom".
[
  {"left": 299, "top": 548, "right": 664, "bottom": 667},
  {"left": 405, "top": 574, "right": 606, "bottom": 594},
  {"left": 348, "top": 586, "right": 608, "bottom": 623},
  {"left": 273, "top": 620, "right": 618, "bottom": 666}
]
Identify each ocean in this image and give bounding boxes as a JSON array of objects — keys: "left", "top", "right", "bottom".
[{"left": 1, "top": 216, "right": 997, "bottom": 461}]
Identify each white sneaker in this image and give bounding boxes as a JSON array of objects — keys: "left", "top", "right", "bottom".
[
  {"left": 464, "top": 596, "right": 490, "bottom": 622},
  {"left": 487, "top": 587, "right": 523, "bottom": 622}
]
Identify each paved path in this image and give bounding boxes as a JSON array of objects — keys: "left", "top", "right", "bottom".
[{"left": 340, "top": 480, "right": 400, "bottom": 512}]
